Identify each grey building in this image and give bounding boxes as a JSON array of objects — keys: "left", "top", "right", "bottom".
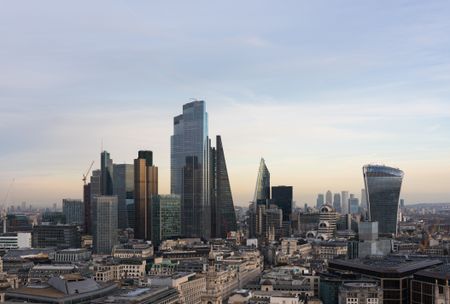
[
  {"left": 363, "top": 165, "right": 404, "bottom": 235},
  {"left": 316, "top": 194, "right": 324, "bottom": 208},
  {"left": 113, "top": 164, "right": 134, "bottom": 229},
  {"left": 338, "top": 281, "right": 382, "bottom": 304},
  {"left": 92, "top": 196, "right": 118, "bottom": 254},
  {"left": 100, "top": 151, "right": 114, "bottom": 195},
  {"left": 85, "top": 169, "right": 101, "bottom": 235},
  {"left": 341, "top": 191, "right": 349, "bottom": 214},
  {"left": 171, "top": 100, "right": 211, "bottom": 239},
  {"left": 333, "top": 193, "right": 341, "bottom": 213},
  {"left": 62, "top": 199, "right": 84, "bottom": 226}
]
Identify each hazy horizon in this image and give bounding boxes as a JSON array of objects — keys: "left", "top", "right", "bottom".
[{"left": 1, "top": 1, "right": 450, "bottom": 207}]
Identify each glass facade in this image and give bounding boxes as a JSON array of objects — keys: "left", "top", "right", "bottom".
[
  {"left": 113, "top": 164, "right": 134, "bottom": 229},
  {"left": 170, "top": 101, "right": 211, "bottom": 239},
  {"left": 363, "top": 165, "right": 404, "bottom": 235},
  {"left": 152, "top": 194, "right": 181, "bottom": 245},
  {"left": 211, "top": 135, "right": 237, "bottom": 238},
  {"left": 62, "top": 199, "right": 84, "bottom": 226},
  {"left": 271, "top": 186, "right": 293, "bottom": 221},
  {"left": 254, "top": 158, "right": 270, "bottom": 205},
  {"left": 100, "top": 151, "right": 114, "bottom": 195}
]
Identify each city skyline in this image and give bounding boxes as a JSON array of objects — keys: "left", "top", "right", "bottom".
[{"left": 2, "top": 1, "right": 450, "bottom": 206}]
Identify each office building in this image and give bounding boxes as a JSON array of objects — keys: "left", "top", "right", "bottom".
[
  {"left": 317, "top": 205, "right": 337, "bottom": 240},
  {"left": 412, "top": 264, "right": 450, "bottom": 304},
  {"left": 316, "top": 194, "right": 324, "bottom": 208},
  {"left": 329, "top": 257, "right": 442, "bottom": 304},
  {"left": 341, "top": 191, "right": 349, "bottom": 214},
  {"left": 32, "top": 225, "right": 81, "bottom": 249},
  {"left": 85, "top": 169, "right": 101, "bottom": 234},
  {"left": 134, "top": 150, "right": 158, "bottom": 240},
  {"left": 62, "top": 199, "right": 84, "bottom": 226},
  {"left": 100, "top": 151, "right": 114, "bottom": 195},
  {"left": 171, "top": 100, "right": 211, "bottom": 239},
  {"left": 41, "top": 211, "right": 65, "bottom": 225},
  {"left": 363, "top": 165, "right": 404, "bottom": 235},
  {"left": 333, "top": 193, "right": 341, "bottom": 213},
  {"left": 0, "top": 232, "right": 32, "bottom": 249},
  {"left": 325, "top": 190, "right": 332, "bottom": 205},
  {"left": 348, "top": 195, "right": 359, "bottom": 214},
  {"left": 361, "top": 188, "right": 368, "bottom": 210},
  {"left": 112, "top": 164, "right": 134, "bottom": 229},
  {"left": 338, "top": 282, "right": 382, "bottom": 304},
  {"left": 272, "top": 186, "right": 293, "bottom": 222},
  {"left": 6, "top": 214, "right": 32, "bottom": 232},
  {"left": 211, "top": 135, "right": 237, "bottom": 238},
  {"left": 152, "top": 195, "right": 181, "bottom": 245},
  {"left": 254, "top": 158, "right": 270, "bottom": 204},
  {"left": 92, "top": 196, "right": 118, "bottom": 254}
]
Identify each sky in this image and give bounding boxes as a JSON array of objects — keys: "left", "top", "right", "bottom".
[{"left": 1, "top": 1, "right": 450, "bottom": 207}]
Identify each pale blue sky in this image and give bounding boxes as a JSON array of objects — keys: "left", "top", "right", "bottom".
[{"left": 1, "top": 1, "right": 450, "bottom": 206}]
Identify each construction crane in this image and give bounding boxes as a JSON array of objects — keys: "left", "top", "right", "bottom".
[
  {"left": 82, "top": 161, "right": 95, "bottom": 185},
  {"left": 2, "top": 178, "right": 15, "bottom": 233}
]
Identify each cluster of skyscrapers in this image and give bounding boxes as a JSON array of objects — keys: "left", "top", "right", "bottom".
[{"left": 80, "top": 100, "right": 237, "bottom": 254}]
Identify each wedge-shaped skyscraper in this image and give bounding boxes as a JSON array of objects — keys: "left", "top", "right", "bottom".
[
  {"left": 363, "top": 164, "right": 404, "bottom": 235},
  {"left": 211, "top": 135, "right": 237, "bottom": 238}
]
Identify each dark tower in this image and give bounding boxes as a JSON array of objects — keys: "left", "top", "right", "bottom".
[
  {"left": 134, "top": 151, "right": 158, "bottom": 240},
  {"left": 271, "top": 186, "right": 293, "bottom": 222},
  {"left": 211, "top": 136, "right": 237, "bottom": 238}
]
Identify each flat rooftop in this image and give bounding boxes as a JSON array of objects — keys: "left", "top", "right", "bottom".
[
  {"left": 329, "top": 256, "right": 442, "bottom": 277},
  {"left": 415, "top": 263, "right": 450, "bottom": 280}
]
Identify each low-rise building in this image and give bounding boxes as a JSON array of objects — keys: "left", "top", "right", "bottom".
[
  {"left": 149, "top": 272, "right": 206, "bottom": 304},
  {"left": 0, "top": 232, "right": 32, "bottom": 249},
  {"left": 53, "top": 248, "right": 91, "bottom": 263},
  {"left": 112, "top": 242, "right": 153, "bottom": 259},
  {"left": 338, "top": 282, "right": 382, "bottom": 304},
  {"left": 94, "top": 258, "right": 146, "bottom": 282}
]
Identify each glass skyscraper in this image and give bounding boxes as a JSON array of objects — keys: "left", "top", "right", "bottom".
[
  {"left": 363, "top": 164, "right": 404, "bottom": 235},
  {"left": 92, "top": 195, "right": 118, "bottom": 254},
  {"left": 271, "top": 186, "right": 293, "bottom": 221},
  {"left": 151, "top": 194, "right": 181, "bottom": 245},
  {"left": 170, "top": 101, "right": 211, "bottom": 239},
  {"left": 211, "top": 135, "right": 237, "bottom": 238},
  {"left": 100, "top": 151, "right": 114, "bottom": 195},
  {"left": 113, "top": 164, "right": 134, "bottom": 229},
  {"left": 254, "top": 158, "right": 270, "bottom": 206}
]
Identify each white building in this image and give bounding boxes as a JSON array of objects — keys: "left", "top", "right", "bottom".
[{"left": 0, "top": 232, "right": 32, "bottom": 249}]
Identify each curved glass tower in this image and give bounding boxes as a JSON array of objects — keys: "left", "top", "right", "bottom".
[
  {"left": 363, "top": 165, "right": 404, "bottom": 235},
  {"left": 254, "top": 158, "right": 270, "bottom": 206}
]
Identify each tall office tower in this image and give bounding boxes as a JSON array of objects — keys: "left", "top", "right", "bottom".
[
  {"left": 325, "top": 190, "right": 333, "bottom": 205},
  {"left": 316, "top": 194, "right": 324, "bottom": 208},
  {"left": 171, "top": 101, "right": 211, "bottom": 239},
  {"left": 363, "top": 165, "right": 404, "bottom": 235},
  {"left": 84, "top": 169, "right": 100, "bottom": 235},
  {"left": 62, "top": 199, "right": 84, "bottom": 226},
  {"left": 134, "top": 151, "right": 158, "bottom": 241},
  {"left": 210, "top": 136, "right": 237, "bottom": 238},
  {"left": 317, "top": 204, "right": 337, "bottom": 240},
  {"left": 341, "top": 191, "right": 349, "bottom": 214},
  {"left": 254, "top": 158, "right": 270, "bottom": 205},
  {"left": 92, "top": 196, "right": 118, "bottom": 254},
  {"left": 271, "top": 186, "right": 293, "bottom": 222},
  {"left": 100, "top": 151, "right": 114, "bottom": 195},
  {"left": 348, "top": 195, "right": 359, "bottom": 214},
  {"left": 151, "top": 194, "right": 181, "bottom": 245},
  {"left": 333, "top": 193, "right": 341, "bottom": 212},
  {"left": 113, "top": 164, "right": 134, "bottom": 229},
  {"left": 83, "top": 184, "right": 90, "bottom": 231},
  {"left": 360, "top": 188, "right": 367, "bottom": 210}
]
